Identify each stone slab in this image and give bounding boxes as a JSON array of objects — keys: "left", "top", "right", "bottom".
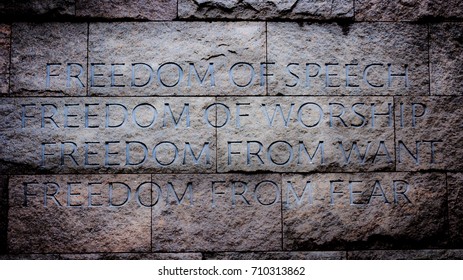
[
  {"left": 395, "top": 96, "right": 463, "bottom": 171},
  {"left": 89, "top": 22, "right": 266, "bottom": 96},
  {"left": 8, "top": 174, "right": 151, "bottom": 253},
  {"left": 0, "top": 24, "right": 10, "bottom": 74},
  {"left": 282, "top": 172, "right": 447, "bottom": 250},
  {"left": 431, "top": 23, "right": 463, "bottom": 95},
  {"left": 178, "top": 0, "right": 353, "bottom": 20},
  {"left": 203, "top": 251, "right": 346, "bottom": 260},
  {"left": 151, "top": 174, "right": 282, "bottom": 252},
  {"left": 10, "top": 23, "right": 87, "bottom": 96},
  {"left": 76, "top": 0, "right": 177, "bottom": 20},
  {"left": 267, "top": 22, "right": 429, "bottom": 96},
  {"left": 64, "top": 252, "right": 202, "bottom": 260},
  {"left": 0, "top": 74, "right": 8, "bottom": 94},
  {"left": 356, "top": 0, "right": 463, "bottom": 21},
  {"left": 0, "top": 254, "right": 62, "bottom": 260},
  {"left": 448, "top": 172, "right": 463, "bottom": 246},
  {"left": 62, "top": 252, "right": 203, "bottom": 260},
  {"left": 0, "top": 97, "right": 216, "bottom": 174},
  {"left": 0, "top": 176, "right": 7, "bottom": 254},
  {"left": 0, "top": 0, "right": 75, "bottom": 20},
  {"left": 0, "top": 253, "right": 202, "bottom": 260},
  {"left": 217, "top": 96, "right": 395, "bottom": 173},
  {"left": 0, "top": 25, "right": 11, "bottom": 95},
  {"left": 349, "top": 249, "right": 463, "bottom": 260}
]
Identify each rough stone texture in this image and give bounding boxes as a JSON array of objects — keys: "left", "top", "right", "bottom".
[
  {"left": 0, "top": 25, "right": 10, "bottom": 75},
  {"left": 349, "top": 250, "right": 463, "bottom": 260},
  {"left": 76, "top": 0, "right": 177, "bottom": 20},
  {"left": 179, "top": 0, "right": 353, "bottom": 20},
  {"left": 395, "top": 96, "right": 463, "bottom": 171},
  {"left": 356, "top": 0, "right": 463, "bottom": 21},
  {"left": 0, "top": 253, "right": 202, "bottom": 260},
  {"left": 89, "top": 22, "right": 265, "bottom": 96},
  {"left": 217, "top": 96, "right": 395, "bottom": 172},
  {"left": 0, "top": 176, "right": 7, "bottom": 254},
  {"left": 0, "top": 97, "right": 216, "bottom": 174},
  {"left": 0, "top": 25, "right": 10, "bottom": 95},
  {"left": 10, "top": 23, "right": 87, "bottom": 96},
  {"left": 431, "top": 23, "right": 463, "bottom": 95},
  {"left": 0, "top": 74, "right": 8, "bottom": 94},
  {"left": 268, "top": 22, "right": 429, "bottom": 96},
  {"left": 0, "top": 0, "right": 75, "bottom": 20},
  {"left": 1, "top": 2, "right": 462, "bottom": 262},
  {"left": 151, "top": 174, "right": 282, "bottom": 252},
  {"left": 8, "top": 174, "right": 151, "bottom": 253},
  {"left": 62, "top": 252, "right": 203, "bottom": 260},
  {"left": 204, "top": 251, "right": 346, "bottom": 260},
  {"left": 283, "top": 172, "right": 447, "bottom": 250},
  {"left": 0, "top": 254, "right": 62, "bottom": 260},
  {"left": 448, "top": 172, "right": 463, "bottom": 246}
]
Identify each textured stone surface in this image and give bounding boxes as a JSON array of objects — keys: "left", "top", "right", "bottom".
[
  {"left": 89, "top": 22, "right": 265, "bottom": 96},
  {"left": 204, "top": 251, "right": 346, "bottom": 260},
  {"left": 0, "top": 254, "right": 62, "bottom": 260},
  {"left": 62, "top": 252, "right": 203, "bottom": 260},
  {"left": 179, "top": 0, "right": 353, "bottom": 20},
  {"left": 448, "top": 172, "right": 463, "bottom": 245},
  {"left": 76, "top": 0, "right": 176, "bottom": 20},
  {"left": 151, "top": 174, "right": 282, "bottom": 252},
  {"left": 76, "top": 0, "right": 177, "bottom": 20},
  {"left": 283, "top": 173, "right": 447, "bottom": 250},
  {"left": 0, "top": 176, "right": 7, "bottom": 254},
  {"left": 349, "top": 250, "right": 463, "bottom": 260},
  {"left": 431, "top": 23, "right": 463, "bottom": 95},
  {"left": 356, "top": 0, "right": 463, "bottom": 21},
  {"left": 0, "top": 25, "right": 11, "bottom": 95},
  {"left": 0, "top": 74, "right": 8, "bottom": 94},
  {"left": 217, "top": 96, "right": 395, "bottom": 172},
  {"left": 0, "top": 97, "right": 216, "bottom": 174},
  {"left": 8, "top": 174, "right": 151, "bottom": 253},
  {"left": 0, "top": 0, "right": 75, "bottom": 20},
  {"left": 11, "top": 23, "right": 87, "bottom": 96},
  {"left": 268, "top": 22, "right": 429, "bottom": 96},
  {"left": 0, "top": 253, "right": 202, "bottom": 260},
  {"left": 1, "top": 2, "right": 462, "bottom": 261},
  {"left": 0, "top": 24, "right": 10, "bottom": 75},
  {"left": 395, "top": 96, "right": 463, "bottom": 171}
]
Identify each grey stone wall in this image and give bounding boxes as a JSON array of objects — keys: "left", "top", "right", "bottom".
[{"left": 0, "top": 0, "right": 462, "bottom": 260}]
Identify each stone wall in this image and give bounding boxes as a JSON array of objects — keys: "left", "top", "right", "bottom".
[{"left": 0, "top": 0, "right": 462, "bottom": 260}]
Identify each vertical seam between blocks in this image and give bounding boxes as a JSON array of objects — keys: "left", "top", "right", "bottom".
[{"left": 86, "top": 22, "right": 90, "bottom": 97}]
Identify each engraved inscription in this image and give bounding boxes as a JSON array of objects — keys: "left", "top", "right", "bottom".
[
  {"left": 0, "top": 96, "right": 455, "bottom": 173},
  {"left": 0, "top": 97, "right": 216, "bottom": 173}
]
